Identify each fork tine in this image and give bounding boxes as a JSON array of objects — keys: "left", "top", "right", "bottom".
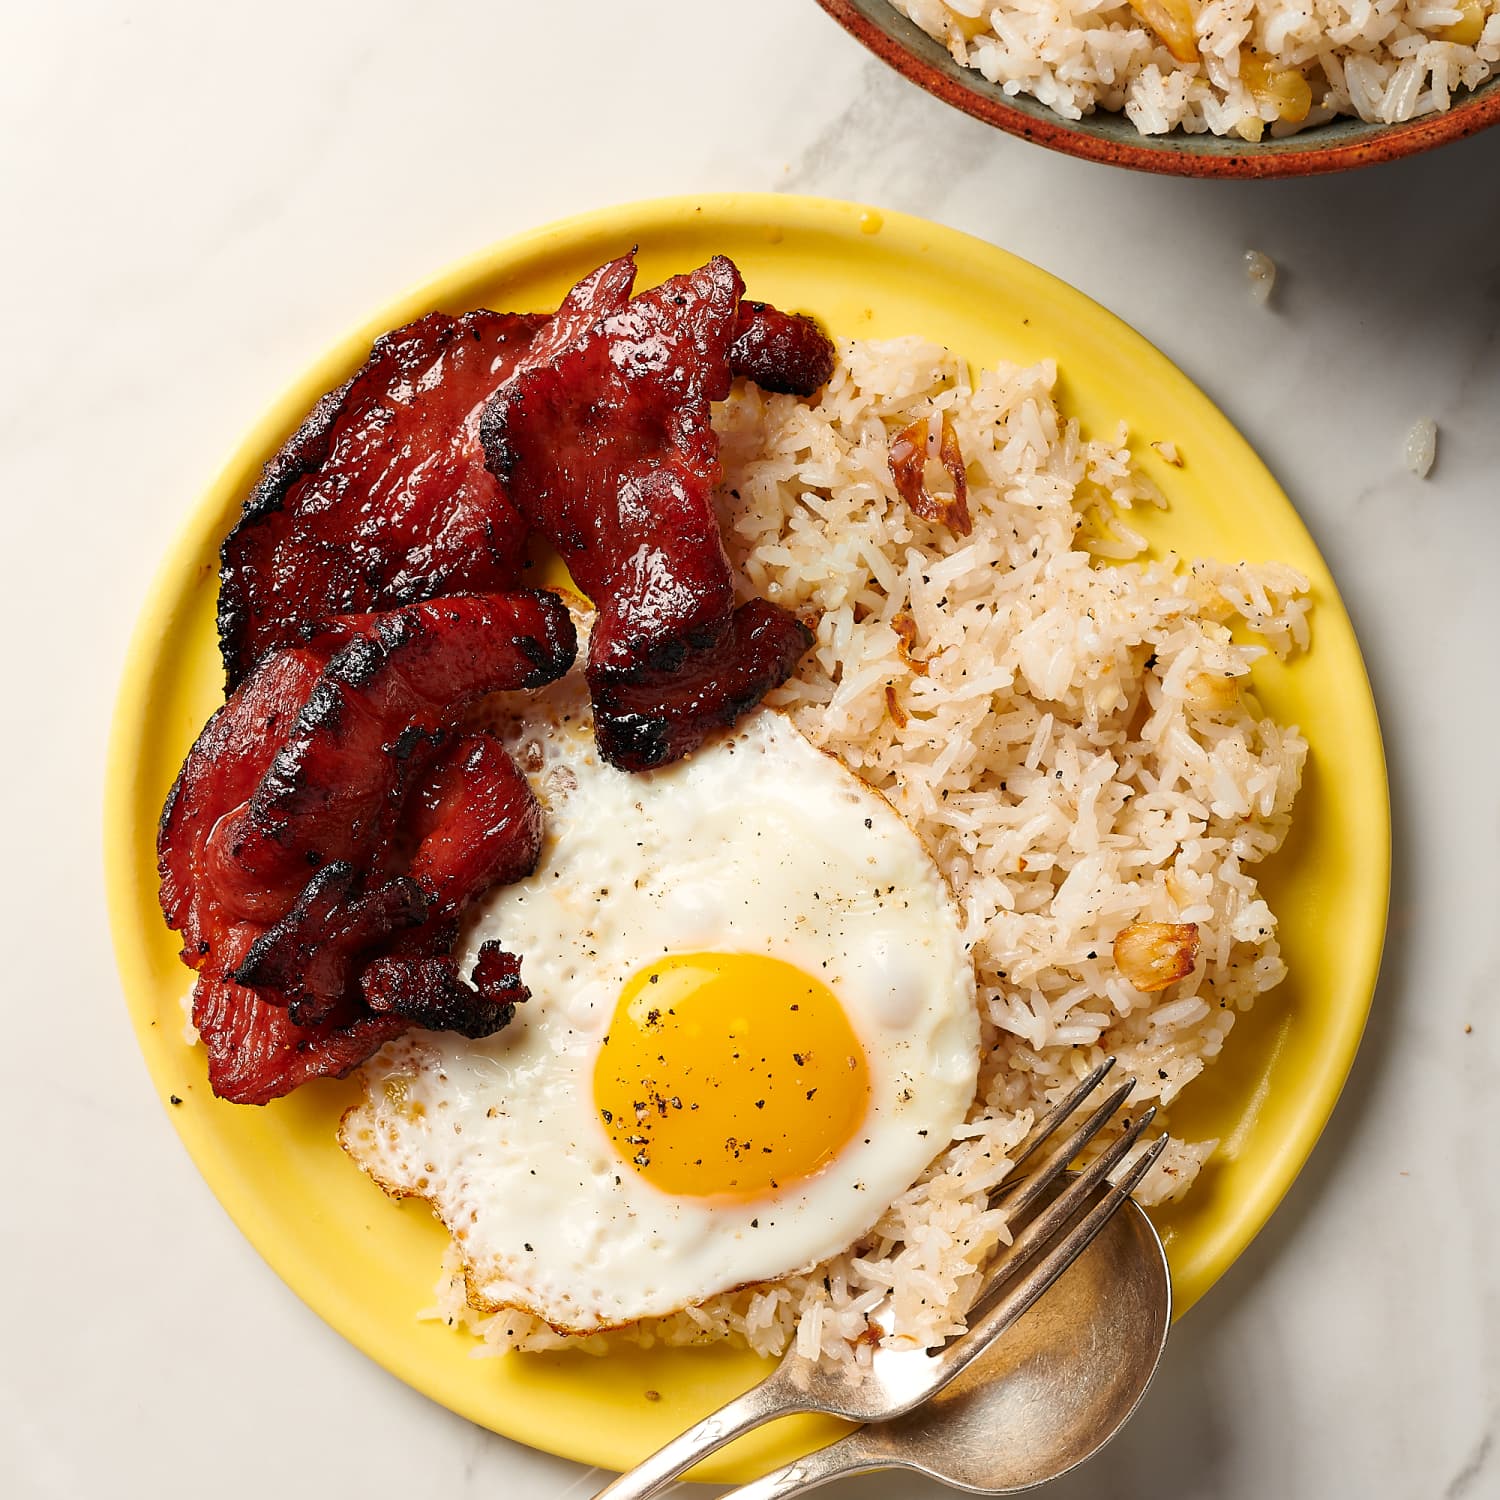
[
  {"left": 973, "top": 1104, "right": 1159, "bottom": 1318},
  {"left": 1001, "top": 1055, "right": 1116, "bottom": 1184},
  {"left": 947, "top": 1133, "right": 1171, "bottom": 1370},
  {"left": 994, "top": 1076, "right": 1138, "bottom": 1229}
]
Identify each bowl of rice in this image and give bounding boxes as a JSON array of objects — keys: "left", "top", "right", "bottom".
[{"left": 816, "top": 0, "right": 1500, "bottom": 174}]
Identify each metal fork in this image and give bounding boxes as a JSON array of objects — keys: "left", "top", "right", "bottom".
[{"left": 591, "top": 1057, "right": 1166, "bottom": 1500}]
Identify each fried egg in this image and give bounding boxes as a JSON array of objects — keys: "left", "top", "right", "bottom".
[{"left": 341, "top": 675, "right": 978, "bottom": 1333}]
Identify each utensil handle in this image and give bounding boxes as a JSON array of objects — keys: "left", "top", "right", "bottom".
[
  {"left": 590, "top": 1368, "right": 803, "bottom": 1500},
  {"left": 720, "top": 1433, "right": 886, "bottom": 1500}
]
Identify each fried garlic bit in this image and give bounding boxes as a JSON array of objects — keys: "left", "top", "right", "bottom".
[
  {"left": 892, "top": 609, "right": 929, "bottom": 676},
  {"left": 890, "top": 412, "right": 972, "bottom": 537},
  {"left": 1128, "top": 0, "right": 1199, "bottom": 61},
  {"left": 1113, "top": 921, "right": 1200, "bottom": 992},
  {"left": 940, "top": 4, "right": 992, "bottom": 43},
  {"left": 1185, "top": 669, "right": 1241, "bottom": 715},
  {"left": 1240, "top": 55, "right": 1313, "bottom": 125},
  {"left": 1437, "top": 0, "right": 1485, "bottom": 44}
]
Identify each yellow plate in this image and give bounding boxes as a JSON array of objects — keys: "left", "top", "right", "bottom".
[{"left": 105, "top": 194, "right": 1389, "bottom": 1481}]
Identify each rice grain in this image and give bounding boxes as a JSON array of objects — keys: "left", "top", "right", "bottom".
[{"left": 428, "top": 338, "right": 1308, "bottom": 1366}]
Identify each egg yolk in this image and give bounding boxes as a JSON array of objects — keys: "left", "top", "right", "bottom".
[{"left": 594, "top": 952, "right": 870, "bottom": 1202}]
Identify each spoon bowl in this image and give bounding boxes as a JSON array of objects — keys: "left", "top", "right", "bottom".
[{"left": 729, "top": 1186, "right": 1171, "bottom": 1498}]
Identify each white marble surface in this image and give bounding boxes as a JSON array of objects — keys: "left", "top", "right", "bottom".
[{"left": 4, "top": 1, "right": 1498, "bottom": 1496}]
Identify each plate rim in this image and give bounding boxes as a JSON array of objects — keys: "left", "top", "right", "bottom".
[{"left": 104, "top": 190, "right": 1391, "bottom": 1475}]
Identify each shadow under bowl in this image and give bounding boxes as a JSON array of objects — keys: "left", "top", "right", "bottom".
[{"left": 816, "top": 0, "right": 1500, "bottom": 176}]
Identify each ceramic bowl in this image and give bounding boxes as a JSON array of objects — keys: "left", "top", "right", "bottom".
[{"left": 816, "top": 0, "right": 1500, "bottom": 176}]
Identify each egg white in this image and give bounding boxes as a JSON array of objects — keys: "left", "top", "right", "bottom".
[{"left": 341, "top": 669, "right": 978, "bottom": 1334}]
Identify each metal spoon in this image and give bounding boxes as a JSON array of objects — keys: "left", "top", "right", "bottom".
[
  {"left": 721, "top": 1184, "right": 1170, "bottom": 1498},
  {"left": 596, "top": 1061, "right": 1164, "bottom": 1500}
]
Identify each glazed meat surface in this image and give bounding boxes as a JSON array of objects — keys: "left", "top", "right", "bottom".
[
  {"left": 481, "top": 255, "right": 812, "bottom": 771},
  {"left": 217, "top": 311, "right": 547, "bottom": 688},
  {"left": 484, "top": 255, "right": 741, "bottom": 674},
  {"left": 189, "top": 979, "right": 411, "bottom": 1109},
  {"left": 169, "top": 252, "right": 835, "bottom": 1099},
  {"left": 160, "top": 592, "right": 576, "bottom": 1104},
  {"left": 216, "top": 258, "right": 832, "bottom": 696},
  {"left": 729, "top": 300, "right": 836, "bottom": 396},
  {"left": 589, "top": 597, "right": 814, "bottom": 771}
]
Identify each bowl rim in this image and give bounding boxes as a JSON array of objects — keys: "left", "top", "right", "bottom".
[{"left": 815, "top": 0, "right": 1500, "bottom": 177}]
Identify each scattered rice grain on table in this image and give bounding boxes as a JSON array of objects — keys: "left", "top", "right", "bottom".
[
  {"left": 1405, "top": 417, "right": 1438, "bottom": 477},
  {"left": 431, "top": 337, "right": 1309, "bottom": 1364}
]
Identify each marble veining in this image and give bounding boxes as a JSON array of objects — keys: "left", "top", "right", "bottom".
[{"left": 2, "top": 0, "right": 1497, "bottom": 1497}]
